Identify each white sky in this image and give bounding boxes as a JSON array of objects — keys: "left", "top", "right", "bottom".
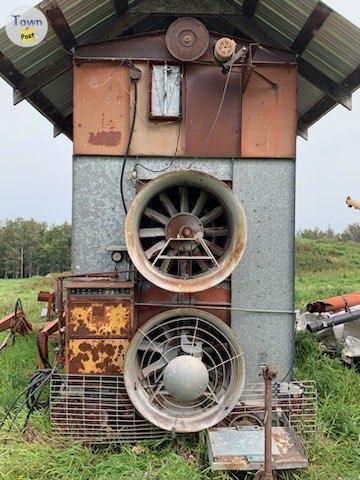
[{"left": 0, "top": 1, "right": 359, "bottom": 231}]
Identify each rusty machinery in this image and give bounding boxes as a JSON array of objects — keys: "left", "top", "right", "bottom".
[{"left": 13, "top": 17, "right": 316, "bottom": 475}]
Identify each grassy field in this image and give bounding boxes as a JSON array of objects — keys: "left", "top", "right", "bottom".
[{"left": 0, "top": 238, "right": 359, "bottom": 479}]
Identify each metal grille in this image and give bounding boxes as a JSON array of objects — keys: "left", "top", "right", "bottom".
[
  {"left": 222, "top": 381, "right": 317, "bottom": 440},
  {"left": 50, "top": 374, "right": 170, "bottom": 443},
  {"left": 50, "top": 375, "right": 316, "bottom": 443}
]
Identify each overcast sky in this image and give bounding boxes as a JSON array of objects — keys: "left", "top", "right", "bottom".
[{"left": 0, "top": 1, "right": 359, "bottom": 231}]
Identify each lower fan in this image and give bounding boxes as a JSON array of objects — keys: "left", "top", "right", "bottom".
[{"left": 124, "top": 308, "right": 245, "bottom": 432}]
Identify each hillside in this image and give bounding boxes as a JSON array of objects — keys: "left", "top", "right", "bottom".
[
  {"left": 0, "top": 238, "right": 359, "bottom": 479},
  {"left": 295, "top": 237, "right": 360, "bottom": 310}
]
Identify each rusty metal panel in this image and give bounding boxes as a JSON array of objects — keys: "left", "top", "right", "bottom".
[
  {"left": 241, "top": 66, "right": 297, "bottom": 158},
  {"left": 73, "top": 62, "right": 130, "bottom": 155},
  {"left": 135, "top": 282, "right": 231, "bottom": 326},
  {"left": 129, "top": 62, "right": 185, "bottom": 157},
  {"left": 185, "top": 64, "right": 242, "bottom": 158},
  {"left": 66, "top": 339, "right": 128, "bottom": 374},
  {"left": 68, "top": 300, "right": 132, "bottom": 337}
]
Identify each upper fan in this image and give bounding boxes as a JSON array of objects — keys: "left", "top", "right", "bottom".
[{"left": 125, "top": 170, "right": 247, "bottom": 292}]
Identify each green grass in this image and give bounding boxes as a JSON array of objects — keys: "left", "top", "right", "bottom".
[{"left": 0, "top": 239, "right": 360, "bottom": 479}]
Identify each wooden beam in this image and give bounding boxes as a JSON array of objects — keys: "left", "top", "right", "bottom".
[
  {"left": 40, "top": 0, "right": 77, "bottom": 52},
  {"left": 131, "top": 0, "right": 239, "bottom": 14},
  {"left": 342, "top": 65, "right": 360, "bottom": 92},
  {"left": 0, "top": 52, "right": 23, "bottom": 86},
  {"left": 297, "top": 120, "right": 309, "bottom": 140},
  {"left": 242, "top": 0, "right": 260, "bottom": 17},
  {"left": 113, "top": 0, "right": 129, "bottom": 16},
  {"left": 291, "top": 2, "right": 331, "bottom": 54},
  {"left": 54, "top": 114, "right": 72, "bottom": 138},
  {"left": 0, "top": 50, "right": 71, "bottom": 139},
  {"left": 299, "top": 58, "right": 352, "bottom": 110},
  {"left": 298, "top": 64, "right": 360, "bottom": 132}
]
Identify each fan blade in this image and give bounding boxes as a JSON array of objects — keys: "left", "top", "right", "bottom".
[
  {"left": 204, "top": 240, "right": 224, "bottom": 257},
  {"left": 142, "top": 358, "right": 167, "bottom": 377},
  {"left": 144, "top": 208, "right": 170, "bottom": 226},
  {"left": 179, "top": 251, "right": 190, "bottom": 277},
  {"left": 145, "top": 240, "right": 167, "bottom": 259},
  {"left": 160, "top": 249, "right": 175, "bottom": 272},
  {"left": 191, "top": 191, "right": 208, "bottom": 217},
  {"left": 180, "top": 187, "right": 189, "bottom": 212},
  {"left": 204, "top": 227, "right": 228, "bottom": 237},
  {"left": 139, "top": 227, "right": 165, "bottom": 238},
  {"left": 159, "top": 193, "right": 178, "bottom": 217},
  {"left": 139, "top": 340, "right": 165, "bottom": 353},
  {"left": 181, "top": 332, "right": 202, "bottom": 358},
  {"left": 193, "top": 248, "right": 208, "bottom": 272},
  {"left": 200, "top": 206, "right": 224, "bottom": 225}
]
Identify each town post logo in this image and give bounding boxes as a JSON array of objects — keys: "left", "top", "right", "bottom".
[{"left": 6, "top": 6, "right": 48, "bottom": 48}]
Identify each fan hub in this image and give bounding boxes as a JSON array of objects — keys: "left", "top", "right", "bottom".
[
  {"left": 165, "top": 213, "right": 204, "bottom": 251},
  {"left": 163, "top": 355, "right": 209, "bottom": 402}
]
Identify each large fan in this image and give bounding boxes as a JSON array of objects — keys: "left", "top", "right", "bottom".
[
  {"left": 124, "top": 308, "right": 245, "bottom": 432},
  {"left": 125, "top": 170, "right": 247, "bottom": 293}
]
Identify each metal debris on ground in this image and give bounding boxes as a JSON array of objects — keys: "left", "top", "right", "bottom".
[
  {"left": 298, "top": 292, "right": 360, "bottom": 365},
  {"left": 0, "top": 299, "right": 32, "bottom": 353}
]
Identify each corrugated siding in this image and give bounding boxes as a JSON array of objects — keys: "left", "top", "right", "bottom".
[
  {"left": 255, "top": 0, "right": 317, "bottom": 47},
  {"left": 302, "top": 11, "right": 360, "bottom": 82}
]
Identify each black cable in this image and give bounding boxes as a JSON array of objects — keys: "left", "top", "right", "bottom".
[
  {"left": 25, "top": 370, "right": 51, "bottom": 411},
  {"left": 133, "top": 119, "right": 181, "bottom": 174},
  {"left": 0, "top": 368, "right": 55, "bottom": 431},
  {"left": 120, "top": 79, "right": 138, "bottom": 215}
]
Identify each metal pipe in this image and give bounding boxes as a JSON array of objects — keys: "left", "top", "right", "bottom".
[
  {"left": 307, "top": 291, "right": 360, "bottom": 313},
  {"left": 263, "top": 366, "right": 277, "bottom": 480},
  {"left": 306, "top": 308, "right": 360, "bottom": 332}
]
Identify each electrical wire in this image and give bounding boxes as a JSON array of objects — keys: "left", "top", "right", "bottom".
[
  {"left": 204, "top": 59, "right": 234, "bottom": 148},
  {"left": 0, "top": 367, "right": 57, "bottom": 432},
  {"left": 120, "top": 78, "right": 138, "bottom": 214},
  {"left": 133, "top": 118, "right": 181, "bottom": 174}
]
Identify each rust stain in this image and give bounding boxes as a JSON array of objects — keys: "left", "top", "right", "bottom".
[
  {"left": 88, "top": 130, "right": 121, "bottom": 147},
  {"left": 68, "top": 339, "right": 128, "bottom": 374},
  {"left": 69, "top": 302, "right": 130, "bottom": 337},
  {"left": 73, "top": 62, "right": 130, "bottom": 156}
]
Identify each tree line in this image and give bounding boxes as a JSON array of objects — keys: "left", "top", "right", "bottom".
[
  {"left": 297, "top": 223, "right": 360, "bottom": 242},
  {"left": 0, "top": 218, "right": 71, "bottom": 278},
  {"left": 1, "top": 218, "right": 360, "bottom": 279}
]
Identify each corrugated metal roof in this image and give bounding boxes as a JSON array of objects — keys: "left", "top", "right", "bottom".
[
  {"left": 297, "top": 76, "right": 324, "bottom": 117},
  {"left": 0, "top": 23, "right": 64, "bottom": 76},
  {"left": 255, "top": 0, "right": 317, "bottom": 47},
  {"left": 57, "top": 0, "right": 117, "bottom": 40},
  {"left": 302, "top": 11, "right": 360, "bottom": 82},
  {"left": 40, "top": 68, "right": 73, "bottom": 116},
  {"left": 0, "top": 0, "right": 359, "bottom": 138}
]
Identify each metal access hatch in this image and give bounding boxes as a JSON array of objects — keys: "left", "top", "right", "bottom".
[{"left": 207, "top": 426, "right": 308, "bottom": 471}]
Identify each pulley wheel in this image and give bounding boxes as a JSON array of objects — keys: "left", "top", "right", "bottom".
[{"left": 165, "top": 17, "right": 210, "bottom": 61}]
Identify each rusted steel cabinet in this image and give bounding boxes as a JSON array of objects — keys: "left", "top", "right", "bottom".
[
  {"left": 241, "top": 66, "right": 297, "bottom": 158},
  {"left": 73, "top": 62, "right": 130, "bottom": 156},
  {"left": 185, "top": 64, "right": 242, "bottom": 157},
  {"left": 65, "top": 280, "right": 135, "bottom": 375}
]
